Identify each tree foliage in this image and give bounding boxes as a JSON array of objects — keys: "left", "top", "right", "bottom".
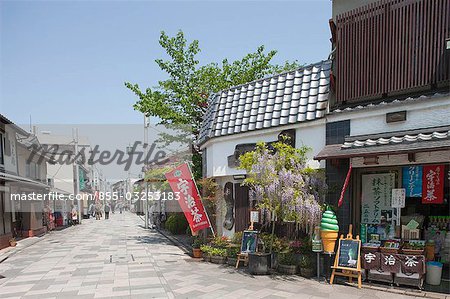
[
  {"left": 125, "top": 31, "right": 302, "bottom": 178},
  {"left": 238, "top": 140, "right": 325, "bottom": 236}
]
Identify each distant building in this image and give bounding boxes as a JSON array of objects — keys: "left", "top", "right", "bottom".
[{"left": 0, "top": 114, "right": 49, "bottom": 249}]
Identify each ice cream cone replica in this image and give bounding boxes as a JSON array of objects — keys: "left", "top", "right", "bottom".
[{"left": 320, "top": 208, "right": 339, "bottom": 253}]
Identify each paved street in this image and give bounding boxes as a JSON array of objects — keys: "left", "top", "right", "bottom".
[{"left": 0, "top": 213, "right": 440, "bottom": 299}]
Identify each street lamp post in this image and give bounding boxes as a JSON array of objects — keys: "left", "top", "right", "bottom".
[{"left": 144, "top": 114, "right": 149, "bottom": 229}]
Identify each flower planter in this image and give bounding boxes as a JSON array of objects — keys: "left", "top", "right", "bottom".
[
  {"left": 9, "top": 241, "right": 17, "bottom": 247},
  {"left": 249, "top": 252, "right": 271, "bottom": 275},
  {"left": 192, "top": 248, "right": 202, "bottom": 258},
  {"left": 300, "top": 267, "right": 314, "bottom": 278},
  {"left": 270, "top": 252, "right": 279, "bottom": 269},
  {"left": 210, "top": 255, "right": 226, "bottom": 264},
  {"left": 202, "top": 253, "right": 211, "bottom": 262},
  {"left": 278, "top": 264, "right": 297, "bottom": 275},
  {"left": 227, "top": 257, "right": 237, "bottom": 267}
]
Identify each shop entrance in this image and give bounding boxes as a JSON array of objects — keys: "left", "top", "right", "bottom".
[{"left": 234, "top": 184, "right": 249, "bottom": 232}]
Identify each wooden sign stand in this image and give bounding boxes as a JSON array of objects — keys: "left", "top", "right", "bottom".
[
  {"left": 235, "top": 223, "right": 258, "bottom": 269},
  {"left": 330, "top": 224, "right": 363, "bottom": 289}
]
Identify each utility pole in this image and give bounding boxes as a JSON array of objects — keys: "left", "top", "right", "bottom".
[
  {"left": 144, "top": 114, "right": 149, "bottom": 229},
  {"left": 73, "top": 128, "right": 82, "bottom": 224}
]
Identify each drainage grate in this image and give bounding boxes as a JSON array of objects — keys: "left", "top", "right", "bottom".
[{"left": 109, "top": 254, "right": 135, "bottom": 264}]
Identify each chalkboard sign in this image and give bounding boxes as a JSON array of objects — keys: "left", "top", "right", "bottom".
[
  {"left": 337, "top": 239, "right": 361, "bottom": 269},
  {"left": 240, "top": 230, "right": 258, "bottom": 254},
  {"left": 330, "top": 225, "right": 363, "bottom": 289}
]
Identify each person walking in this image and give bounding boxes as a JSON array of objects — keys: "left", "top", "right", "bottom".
[
  {"left": 71, "top": 205, "right": 78, "bottom": 225},
  {"left": 95, "top": 203, "right": 102, "bottom": 220},
  {"left": 104, "top": 203, "right": 110, "bottom": 220}
]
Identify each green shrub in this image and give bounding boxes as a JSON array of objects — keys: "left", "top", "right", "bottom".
[
  {"left": 192, "top": 236, "right": 205, "bottom": 249},
  {"left": 165, "top": 213, "right": 188, "bottom": 235},
  {"left": 278, "top": 252, "right": 296, "bottom": 266},
  {"left": 231, "top": 231, "right": 243, "bottom": 245},
  {"left": 226, "top": 245, "right": 240, "bottom": 258},
  {"left": 210, "top": 247, "right": 227, "bottom": 257},
  {"left": 211, "top": 236, "right": 229, "bottom": 248},
  {"left": 259, "top": 233, "right": 289, "bottom": 253},
  {"left": 200, "top": 245, "right": 212, "bottom": 254},
  {"left": 299, "top": 255, "right": 313, "bottom": 268}
]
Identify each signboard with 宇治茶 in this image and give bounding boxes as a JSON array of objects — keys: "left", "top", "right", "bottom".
[
  {"left": 337, "top": 239, "right": 361, "bottom": 269},
  {"left": 422, "top": 165, "right": 444, "bottom": 204}
]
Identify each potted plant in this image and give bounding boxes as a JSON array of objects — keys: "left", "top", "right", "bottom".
[
  {"left": 248, "top": 252, "right": 271, "bottom": 275},
  {"left": 226, "top": 245, "right": 240, "bottom": 266},
  {"left": 277, "top": 251, "right": 297, "bottom": 275},
  {"left": 192, "top": 236, "right": 204, "bottom": 258},
  {"left": 299, "top": 255, "right": 315, "bottom": 278},
  {"left": 200, "top": 245, "right": 212, "bottom": 262},
  {"left": 9, "top": 238, "right": 17, "bottom": 247},
  {"left": 238, "top": 141, "right": 324, "bottom": 275},
  {"left": 210, "top": 248, "right": 227, "bottom": 264}
]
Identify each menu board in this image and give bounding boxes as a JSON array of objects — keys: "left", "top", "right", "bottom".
[
  {"left": 240, "top": 230, "right": 258, "bottom": 254},
  {"left": 337, "top": 239, "right": 361, "bottom": 269}
]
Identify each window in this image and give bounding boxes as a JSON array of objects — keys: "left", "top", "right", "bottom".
[{"left": 25, "top": 162, "right": 31, "bottom": 178}]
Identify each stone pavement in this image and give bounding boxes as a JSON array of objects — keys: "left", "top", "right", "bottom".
[{"left": 0, "top": 212, "right": 446, "bottom": 299}]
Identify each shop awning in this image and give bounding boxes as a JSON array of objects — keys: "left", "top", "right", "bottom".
[{"left": 315, "top": 126, "right": 450, "bottom": 160}]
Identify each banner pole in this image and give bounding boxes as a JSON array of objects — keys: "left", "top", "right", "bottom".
[{"left": 186, "top": 162, "right": 216, "bottom": 238}]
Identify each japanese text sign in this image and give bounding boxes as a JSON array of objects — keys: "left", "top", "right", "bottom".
[
  {"left": 422, "top": 165, "right": 444, "bottom": 204},
  {"left": 165, "top": 163, "right": 211, "bottom": 232},
  {"left": 402, "top": 166, "right": 422, "bottom": 197},
  {"left": 391, "top": 188, "right": 406, "bottom": 208},
  {"left": 361, "top": 173, "right": 395, "bottom": 224}
]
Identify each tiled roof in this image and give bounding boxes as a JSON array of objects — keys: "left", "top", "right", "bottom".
[
  {"left": 342, "top": 127, "right": 450, "bottom": 149},
  {"left": 331, "top": 92, "right": 449, "bottom": 114},
  {"left": 315, "top": 126, "right": 450, "bottom": 160},
  {"left": 199, "top": 60, "right": 332, "bottom": 145}
]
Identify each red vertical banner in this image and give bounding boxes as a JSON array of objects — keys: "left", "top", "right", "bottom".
[
  {"left": 422, "top": 165, "right": 444, "bottom": 204},
  {"left": 165, "top": 163, "right": 211, "bottom": 232}
]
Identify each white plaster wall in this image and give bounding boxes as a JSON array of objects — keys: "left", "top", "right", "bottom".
[
  {"left": 204, "top": 120, "right": 326, "bottom": 178},
  {"left": 295, "top": 122, "right": 326, "bottom": 169},
  {"left": 328, "top": 95, "right": 450, "bottom": 137},
  {"left": 206, "top": 132, "right": 278, "bottom": 178},
  {"left": 48, "top": 163, "right": 74, "bottom": 194}
]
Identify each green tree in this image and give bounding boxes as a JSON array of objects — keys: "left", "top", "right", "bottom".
[{"left": 125, "top": 30, "right": 301, "bottom": 178}]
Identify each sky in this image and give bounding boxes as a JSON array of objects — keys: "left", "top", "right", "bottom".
[{"left": 0, "top": 0, "right": 332, "bottom": 125}]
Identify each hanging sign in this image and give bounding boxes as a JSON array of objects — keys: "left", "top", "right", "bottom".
[
  {"left": 361, "top": 173, "right": 395, "bottom": 224},
  {"left": 402, "top": 166, "right": 422, "bottom": 197},
  {"left": 391, "top": 188, "right": 406, "bottom": 208},
  {"left": 165, "top": 163, "right": 211, "bottom": 232},
  {"left": 422, "top": 165, "right": 444, "bottom": 204}
]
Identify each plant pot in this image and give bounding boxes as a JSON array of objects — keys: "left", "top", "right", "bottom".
[
  {"left": 227, "top": 257, "right": 237, "bottom": 267},
  {"left": 278, "top": 264, "right": 297, "bottom": 275},
  {"left": 294, "top": 253, "right": 303, "bottom": 265},
  {"left": 300, "top": 267, "right": 314, "bottom": 278},
  {"left": 9, "top": 241, "right": 17, "bottom": 247},
  {"left": 202, "top": 253, "right": 211, "bottom": 262},
  {"left": 192, "top": 248, "right": 202, "bottom": 258},
  {"left": 210, "top": 255, "right": 227, "bottom": 264},
  {"left": 248, "top": 252, "right": 271, "bottom": 275},
  {"left": 270, "top": 252, "right": 279, "bottom": 269},
  {"left": 320, "top": 231, "right": 338, "bottom": 253}
]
